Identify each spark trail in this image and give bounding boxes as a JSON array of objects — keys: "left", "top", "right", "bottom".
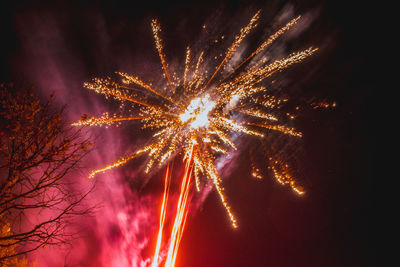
[
  {"left": 73, "top": 9, "right": 322, "bottom": 266},
  {"left": 151, "top": 166, "right": 171, "bottom": 267},
  {"left": 164, "top": 144, "right": 194, "bottom": 267}
]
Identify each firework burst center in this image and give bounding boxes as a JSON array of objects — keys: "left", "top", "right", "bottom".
[{"left": 179, "top": 94, "right": 215, "bottom": 129}]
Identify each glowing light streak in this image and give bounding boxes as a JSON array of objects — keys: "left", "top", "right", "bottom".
[
  {"left": 72, "top": 112, "right": 147, "bottom": 127},
  {"left": 118, "top": 72, "right": 181, "bottom": 107},
  {"left": 164, "top": 144, "right": 194, "bottom": 267},
  {"left": 206, "top": 163, "right": 237, "bottom": 228},
  {"left": 183, "top": 47, "right": 191, "bottom": 89},
  {"left": 88, "top": 153, "right": 142, "bottom": 178},
  {"left": 250, "top": 150, "right": 263, "bottom": 179},
  {"left": 268, "top": 158, "right": 305, "bottom": 195},
  {"left": 83, "top": 79, "right": 156, "bottom": 108},
  {"left": 222, "top": 16, "right": 301, "bottom": 81},
  {"left": 151, "top": 19, "right": 174, "bottom": 89},
  {"left": 187, "top": 51, "right": 204, "bottom": 94},
  {"left": 247, "top": 122, "right": 303, "bottom": 137},
  {"left": 237, "top": 108, "right": 278, "bottom": 121},
  {"left": 151, "top": 166, "right": 171, "bottom": 267},
  {"left": 204, "top": 10, "right": 261, "bottom": 89}
]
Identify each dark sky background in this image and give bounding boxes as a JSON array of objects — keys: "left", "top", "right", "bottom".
[{"left": 1, "top": 0, "right": 376, "bottom": 266}]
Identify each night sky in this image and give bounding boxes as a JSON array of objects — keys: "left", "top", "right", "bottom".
[{"left": 1, "top": 0, "right": 376, "bottom": 266}]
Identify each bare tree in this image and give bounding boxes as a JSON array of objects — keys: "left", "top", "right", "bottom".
[{"left": 0, "top": 83, "right": 93, "bottom": 264}]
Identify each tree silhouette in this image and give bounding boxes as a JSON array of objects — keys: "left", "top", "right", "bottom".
[{"left": 0, "top": 83, "right": 93, "bottom": 264}]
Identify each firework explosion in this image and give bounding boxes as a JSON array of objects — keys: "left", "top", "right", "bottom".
[{"left": 73, "top": 10, "right": 317, "bottom": 266}]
